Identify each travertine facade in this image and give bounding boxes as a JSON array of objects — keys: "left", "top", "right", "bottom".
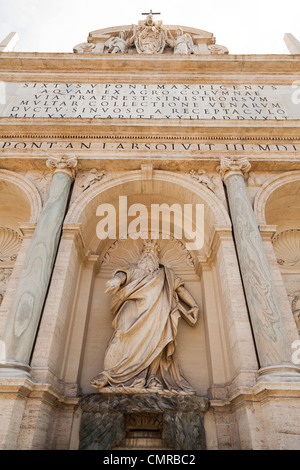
[{"left": 0, "top": 14, "right": 300, "bottom": 450}]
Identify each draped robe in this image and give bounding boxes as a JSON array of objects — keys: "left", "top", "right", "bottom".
[{"left": 101, "top": 264, "right": 194, "bottom": 393}]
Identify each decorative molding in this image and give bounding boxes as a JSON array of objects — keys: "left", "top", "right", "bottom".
[
  {"left": 0, "top": 227, "right": 22, "bottom": 262},
  {"left": 198, "top": 224, "right": 233, "bottom": 269},
  {"left": 24, "top": 170, "right": 52, "bottom": 201},
  {"left": 73, "top": 42, "right": 96, "bottom": 54},
  {"left": 247, "top": 172, "right": 264, "bottom": 187},
  {"left": 61, "top": 223, "right": 97, "bottom": 265},
  {"left": 207, "top": 44, "right": 229, "bottom": 54},
  {"left": 101, "top": 237, "right": 195, "bottom": 271},
  {"left": 0, "top": 169, "right": 42, "bottom": 222},
  {"left": 272, "top": 229, "right": 300, "bottom": 267},
  {"left": 189, "top": 170, "right": 215, "bottom": 193},
  {"left": 65, "top": 169, "right": 230, "bottom": 229},
  {"left": 1, "top": 134, "right": 300, "bottom": 142},
  {"left": 254, "top": 170, "right": 300, "bottom": 226},
  {"left": 74, "top": 14, "right": 227, "bottom": 56},
  {"left": 258, "top": 225, "right": 277, "bottom": 240},
  {"left": 46, "top": 154, "right": 78, "bottom": 178},
  {"left": 79, "top": 169, "right": 106, "bottom": 193},
  {"left": 19, "top": 223, "right": 37, "bottom": 239},
  {"left": 291, "top": 292, "right": 300, "bottom": 331},
  {"left": 218, "top": 156, "right": 251, "bottom": 181},
  {"left": 0, "top": 267, "right": 13, "bottom": 306},
  {"left": 70, "top": 169, "right": 106, "bottom": 204},
  {"left": 133, "top": 17, "right": 166, "bottom": 54},
  {"left": 141, "top": 165, "right": 153, "bottom": 180}
]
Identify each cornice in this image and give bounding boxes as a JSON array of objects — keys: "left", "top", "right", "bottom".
[
  {"left": 0, "top": 118, "right": 300, "bottom": 140},
  {"left": 0, "top": 52, "right": 299, "bottom": 80}
]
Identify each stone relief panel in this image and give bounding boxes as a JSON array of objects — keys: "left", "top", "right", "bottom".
[
  {"left": 272, "top": 230, "right": 300, "bottom": 334},
  {"left": 0, "top": 268, "right": 13, "bottom": 306},
  {"left": 189, "top": 170, "right": 215, "bottom": 193},
  {"left": 0, "top": 227, "right": 22, "bottom": 306},
  {"left": 20, "top": 170, "right": 52, "bottom": 203},
  {"left": 247, "top": 172, "right": 264, "bottom": 188},
  {"left": 104, "top": 31, "right": 134, "bottom": 54},
  {"left": 207, "top": 44, "right": 228, "bottom": 54},
  {"left": 289, "top": 291, "right": 300, "bottom": 333},
  {"left": 100, "top": 237, "right": 195, "bottom": 271},
  {"left": 0, "top": 227, "right": 22, "bottom": 262},
  {"left": 247, "top": 172, "right": 273, "bottom": 205},
  {"left": 70, "top": 168, "right": 106, "bottom": 203},
  {"left": 133, "top": 15, "right": 166, "bottom": 54},
  {"left": 189, "top": 170, "right": 226, "bottom": 207},
  {"left": 165, "top": 28, "right": 194, "bottom": 55},
  {"left": 73, "top": 42, "right": 96, "bottom": 54},
  {"left": 74, "top": 13, "right": 228, "bottom": 55},
  {"left": 273, "top": 229, "right": 300, "bottom": 267},
  {"left": 80, "top": 169, "right": 106, "bottom": 193}
]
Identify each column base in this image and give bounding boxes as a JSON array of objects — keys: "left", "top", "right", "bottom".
[
  {"left": 257, "top": 364, "right": 300, "bottom": 383},
  {"left": 0, "top": 362, "right": 31, "bottom": 379}
]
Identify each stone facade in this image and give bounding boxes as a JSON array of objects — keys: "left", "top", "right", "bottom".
[{"left": 0, "top": 15, "right": 300, "bottom": 450}]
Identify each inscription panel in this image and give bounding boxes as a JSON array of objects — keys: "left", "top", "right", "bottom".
[
  {"left": 0, "top": 83, "right": 299, "bottom": 120},
  {"left": 1, "top": 141, "right": 300, "bottom": 152}
]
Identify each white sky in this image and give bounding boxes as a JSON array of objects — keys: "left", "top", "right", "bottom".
[{"left": 0, "top": 0, "right": 299, "bottom": 54}]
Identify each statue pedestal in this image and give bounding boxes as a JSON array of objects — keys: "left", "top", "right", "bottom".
[{"left": 79, "top": 392, "right": 209, "bottom": 450}]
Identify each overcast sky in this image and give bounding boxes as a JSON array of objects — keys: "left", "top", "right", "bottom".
[{"left": 0, "top": 0, "right": 299, "bottom": 54}]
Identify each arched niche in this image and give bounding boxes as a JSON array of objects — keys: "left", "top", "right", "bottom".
[
  {"left": 61, "top": 169, "right": 234, "bottom": 396},
  {"left": 0, "top": 170, "right": 42, "bottom": 307},
  {"left": 254, "top": 170, "right": 300, "bottom": 228},
  {"left": 0, "top": 169, "right": 42, "bottom": 230},
  {"left": 66, "top": 169, "right": 230, "bottom": 252}
]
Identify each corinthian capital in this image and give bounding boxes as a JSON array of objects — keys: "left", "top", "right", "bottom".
[
  {"left": 46, "top": 154, "right": 78, "bottom": 178},
  {"left": 218, "top": 156, "right": 251, "bottom": 181}
]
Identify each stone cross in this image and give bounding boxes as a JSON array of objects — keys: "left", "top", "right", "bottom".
[{"left": 141, "top": 10, "right": 161, "bottom": 16}]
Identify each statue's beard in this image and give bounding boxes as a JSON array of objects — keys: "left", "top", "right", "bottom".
[{"left": 138, "top": 253, "right": 159, "bottom": 272}]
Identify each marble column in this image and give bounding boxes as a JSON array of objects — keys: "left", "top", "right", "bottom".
[
  {"left": 0, "top": 155, "right": 77, "bottom": 376},
  {"left": 219, "top": 156, "right": 300, "bottom": 380}
]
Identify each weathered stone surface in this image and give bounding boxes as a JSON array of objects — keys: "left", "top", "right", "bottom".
[
  {"left": 1, "top": 13, "right": 300, "bottom": 453},
  {"left": 79, "top": 393, "right": 209, "bottom": 450},
  {"left": 79, "top": 411, "right": 125, "bottom": 450},
  {"left": 163, "top": 411, "right": 206, "bottom": 450},
  {"left": 1, "top": 83, "right": 298, "bottom": 120}
]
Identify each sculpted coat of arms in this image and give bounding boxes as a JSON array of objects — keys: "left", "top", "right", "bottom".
[
  {"left": 133, "top": 14, "right": 166, "bottom": 54},
  {"left": 74, "top": 12, "right": 229, "bottom": 55}
]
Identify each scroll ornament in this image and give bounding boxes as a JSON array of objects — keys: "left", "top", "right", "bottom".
[
  {"left": 46, "top": 155, "right": 78, "bottom": 178},
  {"left": 218, "top": 156, "right": 251, "bottom": 181}
]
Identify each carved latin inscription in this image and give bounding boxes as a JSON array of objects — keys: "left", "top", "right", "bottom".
[{"left": 0, "top": 83, "right": 297, "bottom": 120}]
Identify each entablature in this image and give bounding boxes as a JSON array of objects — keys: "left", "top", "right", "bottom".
[{"left": 0, "top": 53, "right": 300, "bottom": 84}]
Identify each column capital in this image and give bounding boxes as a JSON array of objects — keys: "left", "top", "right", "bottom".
[
  {"left": 46, "top": 154, "right": 78, "bottom": 178},
  {"left": 218, "top": 156, "right": 251, "bottom": 182}
]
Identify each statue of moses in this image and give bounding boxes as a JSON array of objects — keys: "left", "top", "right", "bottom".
[{"left": 91, "top": 240, "right": 200, "bottom": 394}]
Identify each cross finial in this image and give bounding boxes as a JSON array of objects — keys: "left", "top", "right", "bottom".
[{"left": 141, "top": 9, "right": 161, "bottom": 16}]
